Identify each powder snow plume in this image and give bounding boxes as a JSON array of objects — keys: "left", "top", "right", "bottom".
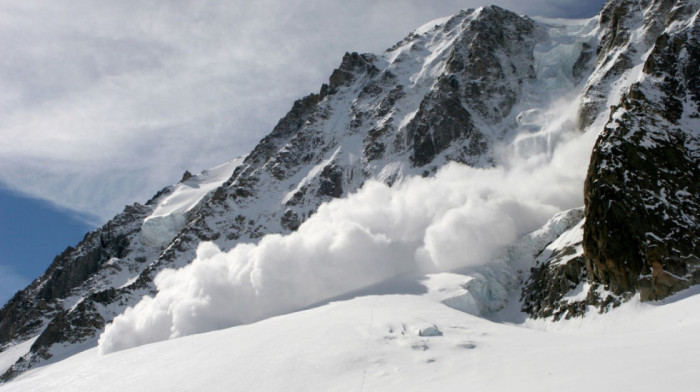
[{"left": 98, "top": 94, "right": 596, "bottom": 354}]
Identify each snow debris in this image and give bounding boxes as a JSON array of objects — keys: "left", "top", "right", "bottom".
[{"left": 417, "top": 325, "right": 442, "bottom": 337}]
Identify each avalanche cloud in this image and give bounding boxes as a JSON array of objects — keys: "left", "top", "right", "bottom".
[{"left": 98, "top": 102, "right": 597, "bottom": 353}]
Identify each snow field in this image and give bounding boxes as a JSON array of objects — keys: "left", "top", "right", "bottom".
[{"left": 4, "top": 281, "right": 700, "bottom": 392}]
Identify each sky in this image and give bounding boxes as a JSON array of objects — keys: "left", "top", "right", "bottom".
[
  {"left": 0, "top": 0, "right": 606, "bottom": 305},
  {"left": 0, "top": 186, "right": 92, "bottom": 304}
]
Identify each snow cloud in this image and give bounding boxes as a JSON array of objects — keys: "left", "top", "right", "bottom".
[
  {"left": 0, "top": 0, "right": 604, "bottom": 223},
  {"left": 98, "top": 93, "right": 599, "bottom": 354}
]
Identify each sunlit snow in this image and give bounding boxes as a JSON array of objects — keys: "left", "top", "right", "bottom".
[
  {"left": 4, "top": 283, "right": 699, "bottom": 392},
  {"left": 140, "top": 157, "right": 243, "bottom": 248}
]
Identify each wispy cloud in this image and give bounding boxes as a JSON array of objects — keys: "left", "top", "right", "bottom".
[{"left": 0, "top": 1, "right": 605, "bottom": 222}]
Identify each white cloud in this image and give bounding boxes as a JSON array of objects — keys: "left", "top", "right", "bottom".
[{"left": 0, "top": 1, "right": 604, "bottom": 222}]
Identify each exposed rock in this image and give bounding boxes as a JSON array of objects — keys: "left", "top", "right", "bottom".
[
  {"left": 317, "top": 164, "right": 344, "bottom": 198},
  {"left": 406, "top": 77, "right": 479, "bottom": 166},
  {"left": 363, "top": 124, "right": 391, "bottom": 162},
  {"left": 582, "top": 2, "right": 700, "bottom": 300},
  {"left": 404, "top": 6, "right": 540, "bottom": 166},
  {"left": 583, "top": 97, "right": 700, "bottom": 299},
  {"left": 523, "top": 0, "right": 700, "bottom": 319},
  {"left": 578, "top": 0, "right": 642, "bottom": 130},
  {"left": 280, "top": 210, "right": 301, "bottom": 231},
  {"left": 448, "top": 6, "right": 540, "bottom": 122},
  {"left": 522, "top": 249, "right": 589, "bottom": 320},
  {"left": 180, "top": 170, "right": 193, "bottom": 182},
  {"left": 327, "top": 52, "right": 380, "bottom": 93}
]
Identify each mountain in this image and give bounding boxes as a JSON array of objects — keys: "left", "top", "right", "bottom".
[{"left": 1, "top": 0, "right": 698, "bottom": 385}]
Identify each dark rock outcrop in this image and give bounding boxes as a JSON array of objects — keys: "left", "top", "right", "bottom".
[
  {"left": 405, "top": 6, "right": 540, "bottom": 166},
  {"left": 582, "top": 0, "right": 699, "bottom": 301},
  {"left": 522, "top": 249, "right": 589, "bottom": 320},
  {"left": 523, "top": 0, "right": 699, "bottom": 318},
  {"left": 578, "top": 0, "right": 642, "bottom": 130},
  {"left": 406, "top": 76, "right": 480, "bottom": 166}
]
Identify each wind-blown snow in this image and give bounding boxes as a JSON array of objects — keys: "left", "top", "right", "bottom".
[{"left": 98, "top": 90, "right": 598, "bottom": 353}]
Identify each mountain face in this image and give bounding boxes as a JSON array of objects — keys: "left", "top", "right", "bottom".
[
  {"left": 522, "top": 0, "right": 699, "bottom": 319},
  {"left": 584, "top": 0, "right": 699, "bottom": 301},
  {"left": 1, "top": 0, "right": 698, "bottom": 380}
]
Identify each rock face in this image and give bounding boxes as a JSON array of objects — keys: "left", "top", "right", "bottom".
[
  {"left": 583, "top": 0, "right": 700, "bottom": 301},
  {"left": 522, "top": 0, "right": 700, "bottom": 318},
  {"left": 405, "top": 7, "right": 540, "bottom": 167},
  {"left": 0, "top": 0, "right": 698, "bottom": 381},
  {"left": 521, "top": 217, "right": 624, "bottom": 320}
]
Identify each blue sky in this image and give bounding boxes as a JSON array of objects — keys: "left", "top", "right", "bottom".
[
  {"left": 0, "top": 0, "right": 605, "bottom": 306},
  {"left": 0, "top": 186, "right": 93, "bottom": 304}
]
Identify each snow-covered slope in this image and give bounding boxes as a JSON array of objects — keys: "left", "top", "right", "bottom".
[
  {"left": 1, "top": 0, "right": 698, "bottom": 384},
  {"left": 3, "top": 280, "right": 699, "bottom": 392},
  {"left": 523, "top": 0, "right": 700, "bottom": 318},
  {"left": 140, "top": 157, "right": 244, "bottom": 248}
]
